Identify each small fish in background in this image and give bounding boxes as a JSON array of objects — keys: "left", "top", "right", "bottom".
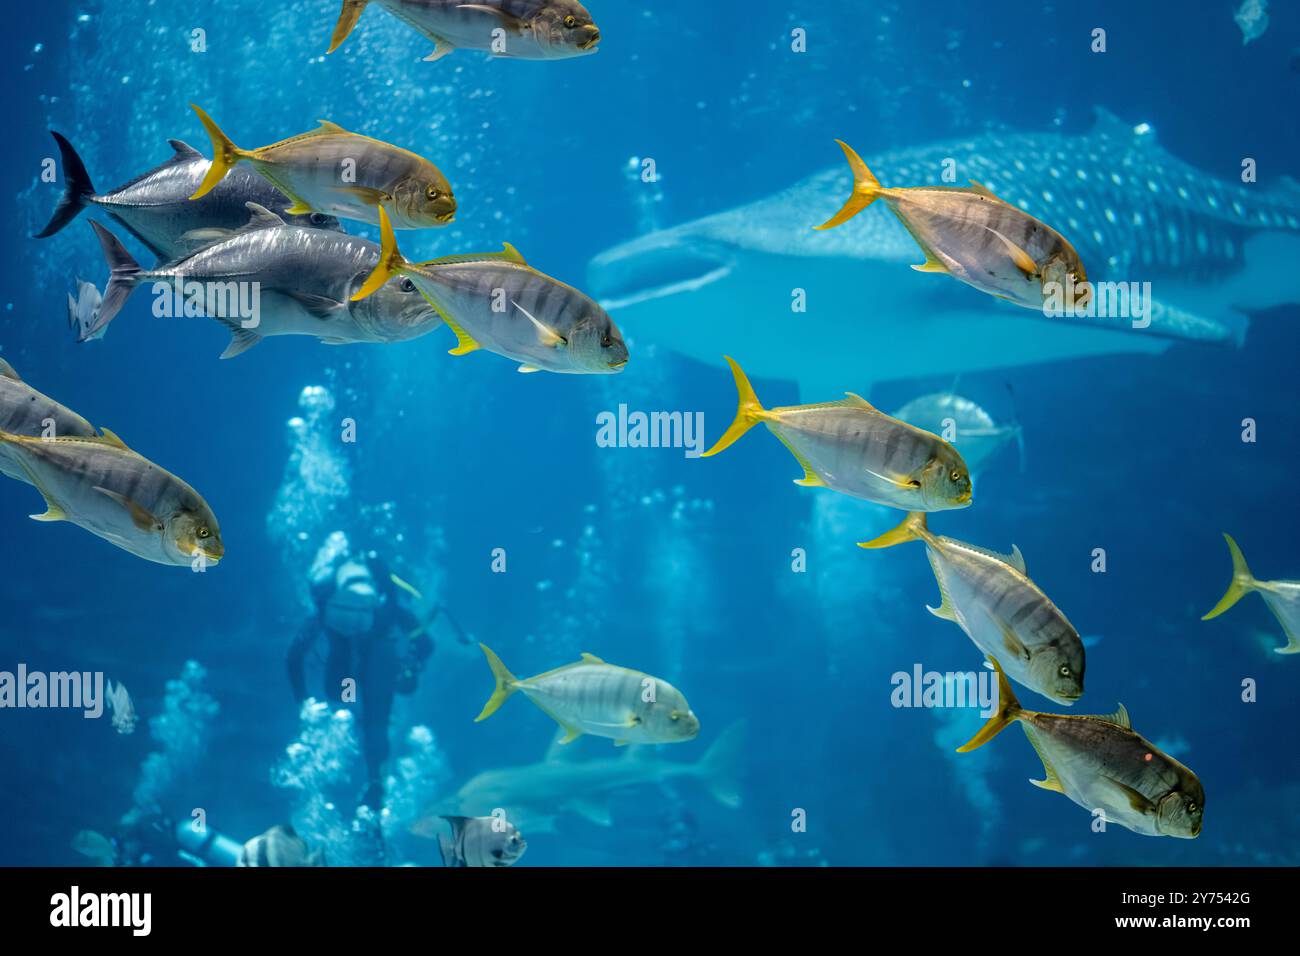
[
  {"left": 0, "top": 429, "right": 224, "bottom": 567},
  {"left": 353, "top": 207, "right": 629, "bottom": 374},
  {"left": 702, "top": 356, "right": 972, "bottom": 512},
  {"left": 71, "top": 830, "right": 116, "bottom": 866},
  {"left": 33, "top": 131, "right": 343, "bottom": 262},
  {"left": 1234, "top": 0, "right": 1269, "bottom": 45},
  {"left": 474, "top": 643, "right": 700, "bottom": 745},
  {"left": 892, "top": 388, "right": 1024, "bottom": 477},
  {"left": 861, "top": 511, "right": 1085, "bottom": 705},
  {"left": 106, "top": 681, "right": 137, "bottom": 735},
  {"left": 237, "top": 825, "right": 326, "bottom": 867},
  {"left": 431, "top": 815, "right": 527, "bottom": 867},
  {"left": 0, "top": 357, "right": 97, "bottom": 483},
  {"left": 328, "top": 0, "right": 602, "bottom": 62},
  {"left": 1203, "top": 533, "right": 1300, "bottom": 654},
  {"left": 66, "top": 280, "right": 104, "bottom": 343},
  {"left": 188, "top": 106, "right": 456, "bottom": 229},
  {"left": 958, "top": 659, "right": 1204, "bottom": 839},
  {"left": 815, "top": 140, "right": 1091, "bottom": 313}
]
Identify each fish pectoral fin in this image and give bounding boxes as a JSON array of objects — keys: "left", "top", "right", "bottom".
[
  {"left": 457, "top": 3, "right": 527, "bottom": 32},
  {"left": 1100, "top": 776, "right": 1157, "bottom": 816},
  {"left": 219, "top": 327, "right": 263, "bottom": 359},
  {"left": 994, "top": 617, "right": 1031, "bottom": 662},
  {"left": 511, "top": 300, "right": 566, "bottom": 348},
  {"left": 990, "top": 229, "right": 1040, "bottom": 278},
  {"left": 566, "top": 799, "right": 613, "bottom": 826},
  {"left": 93, "top": 486, "right": 162, "bottom": 532},
  {"left": 285, "top": 290, "right": 347, "bottom": 319},
  {"left": 424, "top": 38, "right": 456, "bottom": 62},
  {"left": 443, "top": 314, "right": 482, "bottom": 356},
  {"left": 333, "top": 184, "right": 390, "bottom": 206}
]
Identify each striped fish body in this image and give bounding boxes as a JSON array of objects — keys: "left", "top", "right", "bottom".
[
  {"left": 0, "top": 360, "right": 96, "bottom": 483},
  {"left": 238, "top": 825, "right": 323, "bottom": 867},
  {"left": 249, "top": 126, "right": 454, "bottom": 228},
  {"left": 766, "top": 399, "right": 967, "bottom": 510},
  {"left": 137, "top": 217, "right": 440, "bottom": 352},
  {"left": 1, "top": 433, "right": 220, "bottom": 566},
  {"left": 926, "top": 536, "right": 1085, "bottom": 704},
  {"left": 437, "top": 815, "right": 527, "bottom": 867},
  {"left": 886, "top": 187, "right": 1085, "bottom": 309},
  {"left": 409, "top": 258, "right": 628, "bottom": 372},
  {"left": 518, "top": 657, "right": 698, "bottom": 745},
  {"left": 1022, "top": 712, "right": 1203, "bottom": 837},
  {"left": 92, "top": 143, "right": 343, "bottom": 260},
  {"left": 368, "top": 0, "right": 600, "bottom": 60}
]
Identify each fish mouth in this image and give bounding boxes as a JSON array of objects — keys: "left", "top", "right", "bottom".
[
  {"left": 588, "top": 231, "right": 736, "bottom": 311},
  {"left": 436, "top": 212, "right": 455, "bottom": 224},
  {"left": 608, "top": 359, "right": 627, "bottom": 370},
  {"left": 579, "top": 30, "right": 601, "bottom": 51}
]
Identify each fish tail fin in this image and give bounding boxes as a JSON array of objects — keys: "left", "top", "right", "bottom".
[
  {"left": 328, "top": 0, "right": 370, "bottom": 53},
  {"left": 701, "top": 356, "right": 766, "bottom": 457},
  {"left": 858, "top": 511, "right": 930, "bottom": 550},
  {"left": 34, "top": 131, "right": 96, "bottom": 239},
  {"left": 1202, "top": 532, "right": 1259, "bottom": 620},
  {"left": 697, "top": 721, "right": 746, "bottom": 807},
  {"left": 351, "top": 206, "right": 408, "bottom": 301},
  {"left": 813, "top": 140, "right": 882, "bottom": 230},
  {"left": 957, "top": 658, "right": 1021, "bottom": 753},
  {"left": 473, "top": 643, "right": 519, "bottom": 722},
  {"left": 87, "top": 221, "right": 141, "bottom": 341},
  {"left": 188, "top": 105, "right": 249, "bottom": 199}
]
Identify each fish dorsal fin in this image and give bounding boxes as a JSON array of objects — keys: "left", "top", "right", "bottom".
[
  {"left": 314, "top": 119, "right": 348, "bottom": 135},
  {"left": 97, "top": 428, "right": 129, "bottom": 450},
  {"left": 167, "top": 139, "right": 204, "bottom": 159},
  {"left": 1089, "top": 106, "right": 1156, "bottom": 145},
  {"left": 1097, "top": 702, "right": 1131, "bottom": 730},
  {"left": 794, "top": 395, "right": 875, "bottom": 413},
  {"left": 843, "top": 392, "right": 875, "bottom": 409},
  {"left": 961, "top": 541, "right": 1025, "bottom": 573},
  {"left": 241, "top": 202, "right": 287, "bottom": 230},
  {"left": 1024, "top": 730, "right": 1065, "bottom": 793},
  {"left": 0, "top": 357, "right": 20, "bottom": 381},
  {"left": 579, "top": 652, "right": 605, "bottom": 664},
  {"left": 420, "top": 243, "right": 528, "bottom": 268},
  {"left": 967, "top": 180, "right": 1004, "bottom": 201}
]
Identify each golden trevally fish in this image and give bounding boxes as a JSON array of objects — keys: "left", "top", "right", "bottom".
[
  {"left": 188, "top": 106, "right": 455, "bottom": 228},
  {"left": 1203, "top": 533, "right": 1300, "bottom": 654},
  {"left": 474, "top": 644, "right": 700, "bottom": 745},
  {"left": 0, "top": 357, "right": 96, "bottom": 483},
  {"left": 352, "top": 206, "right": 629, "bottom": 373},
  {"left": 959, "top": 658, "right": 1204, "bottom": 839},
  {"left": 861, "top": 511, "right": 1084, "bottom": 705},
  {"left": 815, "top": 140, "right": 1091, "bottom": 312},
  {"left": 328, "top": 0, "right": 601, "bottom": 62},
  {"left": 0, "top": 430, "right": 224, "bottom": 567},
  {"left": 702, "top": 356, "right": 972, "bottom": 511}
]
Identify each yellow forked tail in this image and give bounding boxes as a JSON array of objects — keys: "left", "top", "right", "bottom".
[
  {"left": 701, "top": 356, "right": 766, "bottom": 458},
  {"left": 858, "top": 511, "right": 930, "bottom": 550},
  {"left": 351, "top": 207, "right": 409, "bottom": 301},
  {"left": 328, "top": 0, "right": 370, "bottom": 54},
  {"left": 474, "top": 644, "right": 519, "bottom": 722},
  {"left": 813, "top": 140, "right": 883, "bottom": 230},
  {"left": 189, "top": 105, "right": 251, "bottom": 200},
  {"left": 956, "top": 658, "right": 1022, "bottom": 753},
  {"left": 1202, "top": 532, "right": 1259, "bottom": 621}
]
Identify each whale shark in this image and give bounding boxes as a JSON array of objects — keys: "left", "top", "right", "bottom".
[{"left": 587, "top": 109, "right": 1300, "bottom": 396}]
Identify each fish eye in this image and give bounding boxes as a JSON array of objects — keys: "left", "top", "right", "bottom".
[
  {"left": 564, "top": 15, "right": 577, "bottom": 27},
  {"left": 670, "top": 712, "right": 680, "bottom": 721},
  {"left": 426, "top": 185, "right": 442, "bottom": 201},
  {"left": 601, "top": 333, "right": 612, "bottom": 347},
  {"left": 197, "top": 527, "right": 211, "bottom": 539},
  {"left": 400, "top": 278, "right": 416, "bottom": 293},
  {"left": 1187, "top": 802, "right": 1197, "bottom": 813},
  {"left": 1058, "top": 664, "right": 1071, "bottom": 677},
  {"left": 950, "top": 470, "right": 961, "bottom": 482},
  {"left": 309, "top": 213, "right": 329, "bottom": 226},
  {"left": 491, "top": 848, "right": 504, "bottom": 859}
]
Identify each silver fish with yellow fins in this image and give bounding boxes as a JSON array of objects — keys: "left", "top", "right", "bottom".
[
  {"left": 702, "top": 356, "right": 972, "bottom": 511},
  {"left": 861, "top": 511, "right": 1084, "bottom": 705},
  {"left": 959, "top": 658, "right": 1204, "bottom": 839},
  {"left": 328, "top": 0, "right": 601, "bottom": 62},
  {"left": 0, "top": 357, "right": 96, "bottom": 483},
  {"left": 0, "top": 429, "right": 224, "bottom": 567},
  {"left": 815, "top": 140, "right": 1091, "bottom": 312},
  {"left": 1203, "top": 532, "right": 1300, "bottom": 654},
  {"left": 474, "top": 644, "right": 700, "bottom": 746},
  {"left": 188, "top": 106, "right": 456, "bottom": 228},
  {"left": 352, "top": 206, "right": 628, "bottom": 373}
]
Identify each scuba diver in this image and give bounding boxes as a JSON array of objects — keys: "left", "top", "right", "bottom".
[{"left": 287, "top": 546, "right": 436, "bottom": 811}]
